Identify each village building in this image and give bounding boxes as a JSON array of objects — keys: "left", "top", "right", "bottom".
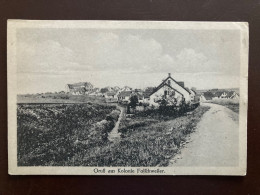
[
  {"left": 214, "top": 90, "right": 228, "bottom": 99},
  {"left": 228, "top": 91, "right": 239, "bottom": 100},
  {"left": 89, "top": 88, "right": 101, "bottom": 96},
  {"left": 185, "top": 87, "right": 196, "bottom": 101},
  {"left": 135, "top": 92, "right": 145, "bottom": 103},
  {"left": 147, "top": 73, "right": 192, "bottom": 107},
  {"left": 104, "top": 91, "right": 118, "bottom": 103},
  {"left": 120, "top": 86, "right": 132, "bottom": 92},
  {"left": 105, "top": 91, "right": 118, "bottom": 99},
  {"left": 117, "top": 91, "right": 132, "bottom": 103},
  {"left": 200, "top": 90, "right": 239, "bottom": 101},
  {"left": 142, "top": 87, "right": 155, "bottom": 102},
  {"left": 113, "top": 86, "right": 121, "bottom": 92},
  {"left": 66, "top": 82, "right": 93, "bottom": 95}
]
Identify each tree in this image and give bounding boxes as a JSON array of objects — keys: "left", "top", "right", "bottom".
[
  {"left": 100, "top": 88, "right": 109, "bottom": 94},
  {"left": 129, "top": 95, "right": 139, "bottom": 109}
]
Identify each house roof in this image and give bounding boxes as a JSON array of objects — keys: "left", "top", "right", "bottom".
[
  {"left": 121, "top": 86, "right": 132, "bottom": 91},
  {"left": 226, "top": 91, "right": 236, "bottom": 98},
  {"left": 118, "top": 91, "right": 132, "bottom": 97},
  {"left": 190, "top": 89, "right": 197, "bottom": 94},
  {"left": 150, "top": 83, "right": 184, "bottom": 97},
  {"left": 156, "top": 75, "right": 191, "bottom": 95},
  {"left": 135, "top": 92, "right": 144, "bottom": 99},
  {"left": 70, "top": 87, "right": 87, "bottom": 93},
  {"left": 144, "top": 87, "right": 155, "bottom": 93},
  {"left": 185, "top": 87, "right": 196, "bottom": 94},
  {"left": 106, "top": 92, "right": 117, "bottom": 96},
  {"left": 143, "top": 92, "right": 151, "bottom": 98},
  {"left": 214, "top": 90, "right": 227, "bottom": 97},
  {"left": 67, "top": 82, "right": 93, "bottom": 89},
  {"left": 113, "top": 86, "right": 120, "bottom": 91}
]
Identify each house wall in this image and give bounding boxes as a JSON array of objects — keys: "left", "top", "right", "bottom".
[
  {"left": 149, "top": 86, "right": 183, "bottom": 106},
  {"left": 118, "top": 96, "right": 130, "bottom": 102},
  {"left": 166, "top": 79, "right": 191, "bottom": 102}
]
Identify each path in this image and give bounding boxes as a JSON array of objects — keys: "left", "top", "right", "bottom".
[
  {"left": 169, "top": 103, "right": 239, "bottom": 167},
  {"left": 108, "top": 106, "right": 125, "bottom": 142}
]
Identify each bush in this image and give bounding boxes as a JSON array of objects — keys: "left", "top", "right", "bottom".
[{"left": 106, "top": 109, "right": 120, "bottom": 122}]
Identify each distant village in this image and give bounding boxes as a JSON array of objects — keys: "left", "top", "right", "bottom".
[{"left": 65, "top": 73, "right": 239, "bottom": 107}]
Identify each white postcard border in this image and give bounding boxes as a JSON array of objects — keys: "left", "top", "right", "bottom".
[{"left": 8, "top": 20, "right": 248, "bottom": 175}]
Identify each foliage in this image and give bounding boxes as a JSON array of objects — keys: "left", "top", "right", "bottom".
[
  {"left": 129, "top": 95, "right": 139, "bottom": 109},
  {"left": 17, "top": 103, "right": 118, "bottom": 166},
  {"left": 17, "top": 101, "right": 209, "bottom": 167},
  {"left": 87, "top": 105, "right": 211, "bottom": 167}
]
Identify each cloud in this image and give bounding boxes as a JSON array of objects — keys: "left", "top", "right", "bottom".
[
  {"left": 86, "top": 34, "right": 176, "bottom": 73},
  {"left": 17, "top": 32, "right": 236, "bottom": 76},
  {"left": 174, "top": 48, "right": 209, "bottom": 72},
  {"left": 17, "top": 40, "right": 87, "bottom": 74}
]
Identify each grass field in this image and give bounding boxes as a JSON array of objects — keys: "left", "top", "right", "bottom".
[
  {"left": 17, "top": 103, "right": 120, "bottom": 166},
  {"left": 17, "top": 93, "right": 106, "bottom": 104},
  {"left": 86, "top": 105, "right": 210, "bottom": 167},
  {"left": 17, "top": 93, "right": 210, "bottom": 166},
  {"left": 208, "top": 99, "right": 239, "bottom": 114},
  {"left": 65, "top": 105, "right": 209, "bottom": 167}
]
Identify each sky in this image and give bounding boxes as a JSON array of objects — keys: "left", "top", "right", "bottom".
[{"left": 16, "top": 28, "right": 241, "bottom": 94}]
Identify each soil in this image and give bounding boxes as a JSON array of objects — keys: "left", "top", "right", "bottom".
[{"left": 168, "top": 103, "right": 239, "bottom": 167}]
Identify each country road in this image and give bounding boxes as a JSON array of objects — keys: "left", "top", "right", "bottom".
[{"left": 169, "top": 103, "right": 239, "bottom": 167}]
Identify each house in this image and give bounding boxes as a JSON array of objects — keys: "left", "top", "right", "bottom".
[
  {"left": 229, "top": 91, "right": 239, "bottom": 99},
  {"left": 105, "top": 92, "right": 118, "bottom": 99},
  {"left": 213, "top": 90, "right": 239, "bottom": 99},
  {"left": 185, "top": 87, "right": 196, "bottom": 102},
  {"left": 120, "top": 86, "right": 132, "bottom": 92},
  {"left": 214, "top": 90, "right": 228, "bottom": 98},
  {"left": 89, "top": 88, "right": 100, "bottom": 96},
  {"left": 105, "top": 92, "right": 118, "bottom": 103},
  {"left": 134, "top": 88, "right": 143, "bottom": 93},
  {"left": 112, "top": 86, "right": 120, "bottom": 91},
  {"left": 135, "top": 92, "right": 145, "bottom": 103},
  {"left": 117, "top": 91, "right": 133, "bottom": 103},
  {"left": 148, "top": 73, "right": 191, "bottom": 107},
  {"left": 224, "top": 91, "right": 239, "bottom": 99},
  {"left": 66, "top": 82, "right": 93, "bottom": 95},
  {"left": 142, "top": 87, "right": 156, "bottom": 102}
]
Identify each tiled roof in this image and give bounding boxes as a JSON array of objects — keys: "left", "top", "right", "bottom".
[
  {"left": 118, "top": 91, "right": 132, "bottom": 97},
  {"left": 106, "top": 92, "right": 117, "bottom": 96}
]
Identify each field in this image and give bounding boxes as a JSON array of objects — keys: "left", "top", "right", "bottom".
[
  {"left": 17, "top": 93, "right": 106, "bottom": 104},
  {"left": 18, "top": 95, "right": 209, "bottom": 166},
  {"left": 86, "top": 105, "right": 210, "bottom": 167},
  {"left": 17, "top": 103, "right": 120, "bottom": 166},
  {"left": 208, "top": 98, "right": 239, "bottom": 113}
]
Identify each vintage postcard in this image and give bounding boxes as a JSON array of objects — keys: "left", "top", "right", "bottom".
[{"left": 8, "top": 20, "right": 248, "bottom": 175}]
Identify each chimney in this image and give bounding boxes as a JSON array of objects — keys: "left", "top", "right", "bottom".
[{"left": 168, "top": 73, "right": 171, "bottom": 77}]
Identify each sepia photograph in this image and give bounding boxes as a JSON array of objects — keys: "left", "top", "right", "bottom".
[{"left": 8, "top": 20, "right": 248, "bottom": 175}]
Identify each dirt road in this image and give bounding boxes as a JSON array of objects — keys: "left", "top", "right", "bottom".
[
  {"left": 108, "top": 106, "right": 125, "bottom": 142},
  {"left": 169, "top": 103, "right": 239, "bottom": 167}
]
